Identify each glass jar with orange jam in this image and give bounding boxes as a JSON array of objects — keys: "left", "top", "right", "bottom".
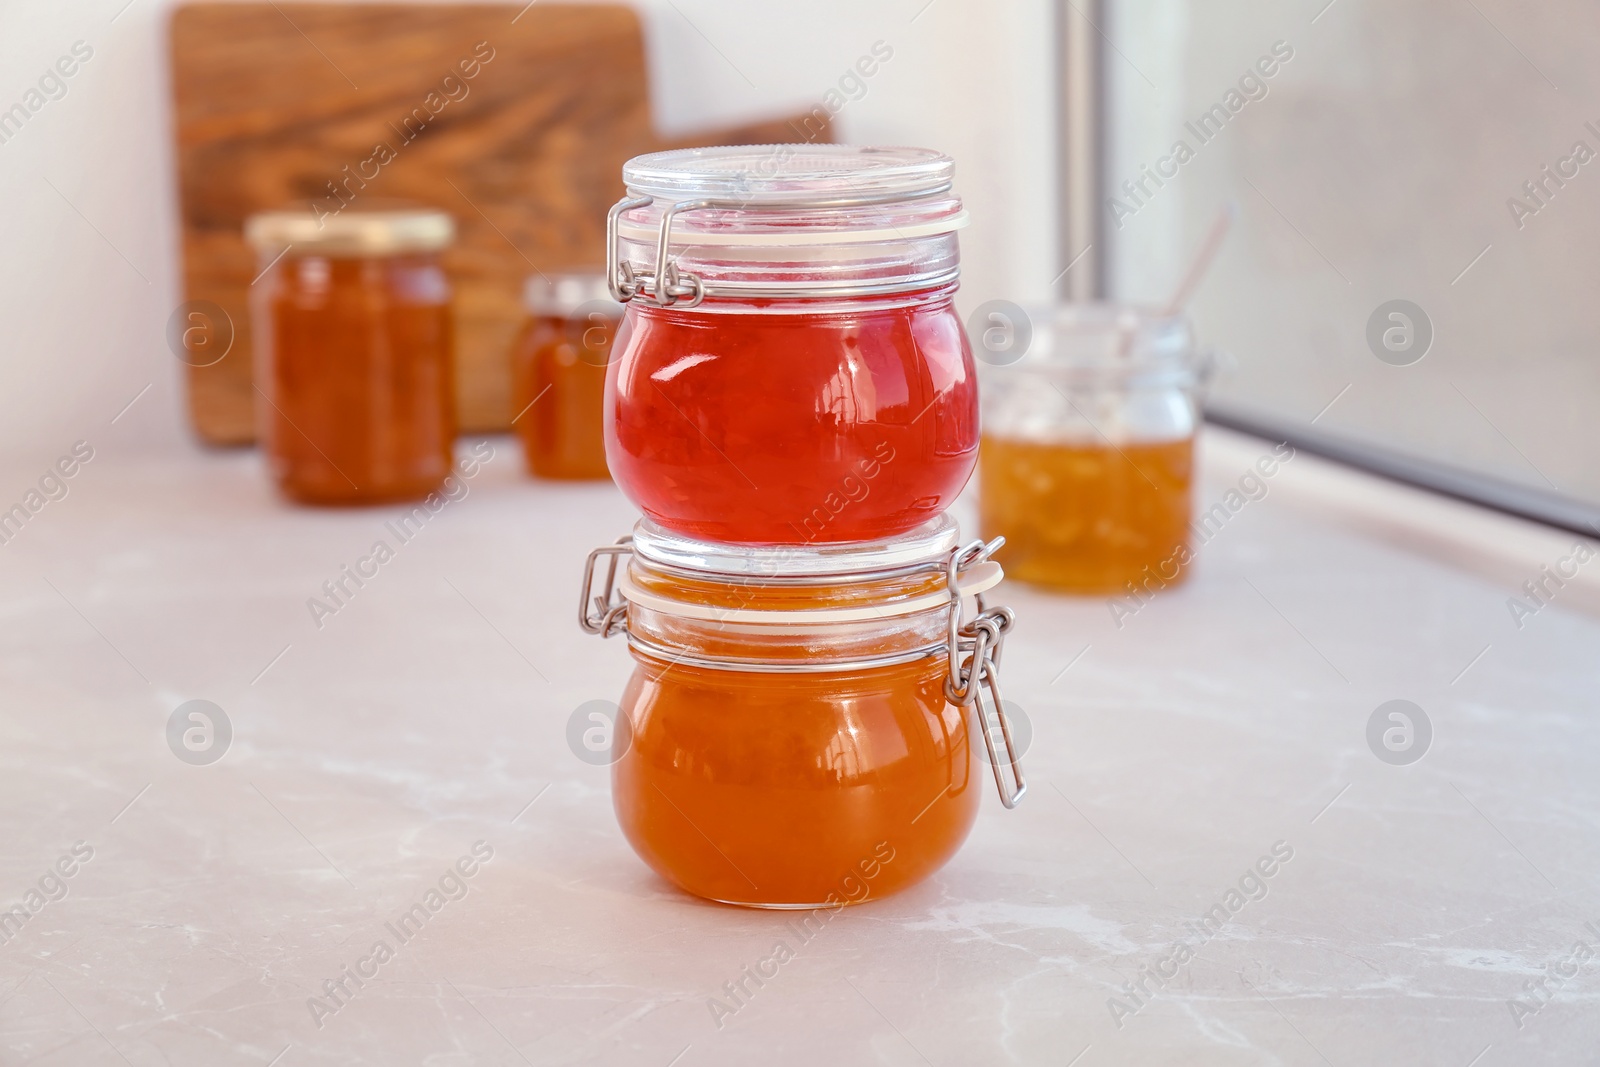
[
  {"left": 579, "top": 516, "right": 1025, "bottom": 908},
  {"left": 510, "top": 273, "right": 621, "bottom": 480},
  {"left": 604, "top": 145, "right": 978, "bottom": 545},
  {"left": 245, "top": 204, "right": 456, "bottom": 505},
  {"left": 977, "top": 305, "right": 1205, "bottom": 595}
]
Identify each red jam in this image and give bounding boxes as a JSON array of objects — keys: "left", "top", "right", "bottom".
[{"left": 606, "top": 295, "right": 979, "bottom": 544}]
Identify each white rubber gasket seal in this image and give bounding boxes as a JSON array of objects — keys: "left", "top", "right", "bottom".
[
  {"left": 614, "top": 210, "right": 968, "bottom": 248},
  {"left": 616, "top": 560, "right": 1002, "bottom": 625},
  {"left": 631, "top": 514, "right": 961, "bottom": 580}
]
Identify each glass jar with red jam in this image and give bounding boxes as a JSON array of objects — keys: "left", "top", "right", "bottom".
[
  {"left": 510, "top": 272, "right": 621, "bottom": 480},
  {"left": 604, "top": 145, "right": 978, "bottom": 545},
  {"left": 578, "top": 515, "right": 1025, "bottom": 908},
  {"left": 246, "top": 204, "right": 456, "bottom": 505}
]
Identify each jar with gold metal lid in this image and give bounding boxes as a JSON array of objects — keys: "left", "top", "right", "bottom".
[{"left": 245, "top": 202, "right": 456, "bottom": 505}]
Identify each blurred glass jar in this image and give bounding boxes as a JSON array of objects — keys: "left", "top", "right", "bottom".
[
  {"left": 511, "top": 273, "right": 620, "bottom": 480},
  {"left": 977, "top": 304, "right": 1206, "bottom": 595},
  {"left": 246, "top": 204, "right": 456, "bottom": 505}
]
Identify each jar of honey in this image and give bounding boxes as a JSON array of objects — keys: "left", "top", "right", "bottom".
[
  {"left": 579, "top": 516, "right": 1025, "bottom": 908},
  {"left": 604, "top": 145, "right": 978, "bottom": 545},
  {"left": 978, "top": 305, "right": 1205, "bottom": 594},
  {"left": 245, "top": 204, "right": 456, "bottom": 505},
  {"left": 510, "top": 273, "right": 620, "bottom": 480}
]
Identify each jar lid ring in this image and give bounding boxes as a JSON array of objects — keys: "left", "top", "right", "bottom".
[{"left": 613, "top": 211, "right": 967, "bottom": 248}]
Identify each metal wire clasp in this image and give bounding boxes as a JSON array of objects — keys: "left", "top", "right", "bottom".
[
  {"left": 606, "top": 195, "right": 708, "bottom": 309},
  {"left": 579, "top": 537, "right": 633, "bottom": 637},
  {"left": 943, "top": 538, "right": 1026, "bottom": 809}
]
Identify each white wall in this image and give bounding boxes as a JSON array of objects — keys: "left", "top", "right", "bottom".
[
  {"left": 0, "top": 0, "right": 1057, "bottom": 463},
  {"left": 0, "top": 3, "right": 184, "bottom": 465}
]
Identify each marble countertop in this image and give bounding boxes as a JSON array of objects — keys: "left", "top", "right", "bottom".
[{"left": 1, "top": 427, "right": 1597, "bottom": 1066}]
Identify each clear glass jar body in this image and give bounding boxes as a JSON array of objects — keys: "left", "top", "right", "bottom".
[
  {"left": 979, "top": 305, "right": 1200, "bottom": 594},
  {"left": 511, "top": 276, "right": 619, "bottom": 480},
  {"left": 606, "top": 145, "right": 976, "bottom": 545},
  {"left": 607, "top": 289, "right": 978, "bottom": 544},
  {"left": 251, "top": 250, "right": 455, "bottom": 505},
  {"left": 606, "top": 517, "right": 983, "bottom": 908}
]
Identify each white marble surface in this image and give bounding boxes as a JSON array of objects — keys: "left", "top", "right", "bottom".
[{"left": 1, "top": 428, "right": 1597, "bottom": 1066}]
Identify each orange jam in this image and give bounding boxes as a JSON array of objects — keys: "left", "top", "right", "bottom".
[
  {"left": 595, "top": 514, "right": 1000, "bottom": 907},
  {"left": 975, "top": 304, "right": 1205, "bottom": 596},
  {"left": 979, "top": 434, "right": 1193, "bottom": 594},
  {"left": 614, "top": 654, "right": 977, "bottom": 907},
  {"left": 246, "top": 206, "right": 456, "bottom": 505},
  {"left": 511, "top": 275, "right": 619, "bottom": 480}
]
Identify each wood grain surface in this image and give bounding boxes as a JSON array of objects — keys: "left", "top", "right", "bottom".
[{"left": 171, "top": 3, "right": 830, "bottom": 444}]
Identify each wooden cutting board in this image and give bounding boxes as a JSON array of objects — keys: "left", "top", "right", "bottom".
[{"left": 170, "top": 3, "right": 830, "bottom": 444}]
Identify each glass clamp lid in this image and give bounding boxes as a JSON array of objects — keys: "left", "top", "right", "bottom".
[
  {"left": 606, "top": 144, "right": 969, "bottom": 309},
  {"left": 623, "top": 144, "right": 955, "bottom": 205},
  {"left": 576, "top": 517, "right": 1027, "bottom": 809},
  {"left": 614, "top": 553, "right": 1003, "bottom": 626},
  {"left": 578, "top": 514, "right": 973, "bottom": 639}
]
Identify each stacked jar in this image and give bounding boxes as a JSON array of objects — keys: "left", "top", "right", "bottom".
[{"left": 577, "top": 146, "right": 1026, "bottom": 909}]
